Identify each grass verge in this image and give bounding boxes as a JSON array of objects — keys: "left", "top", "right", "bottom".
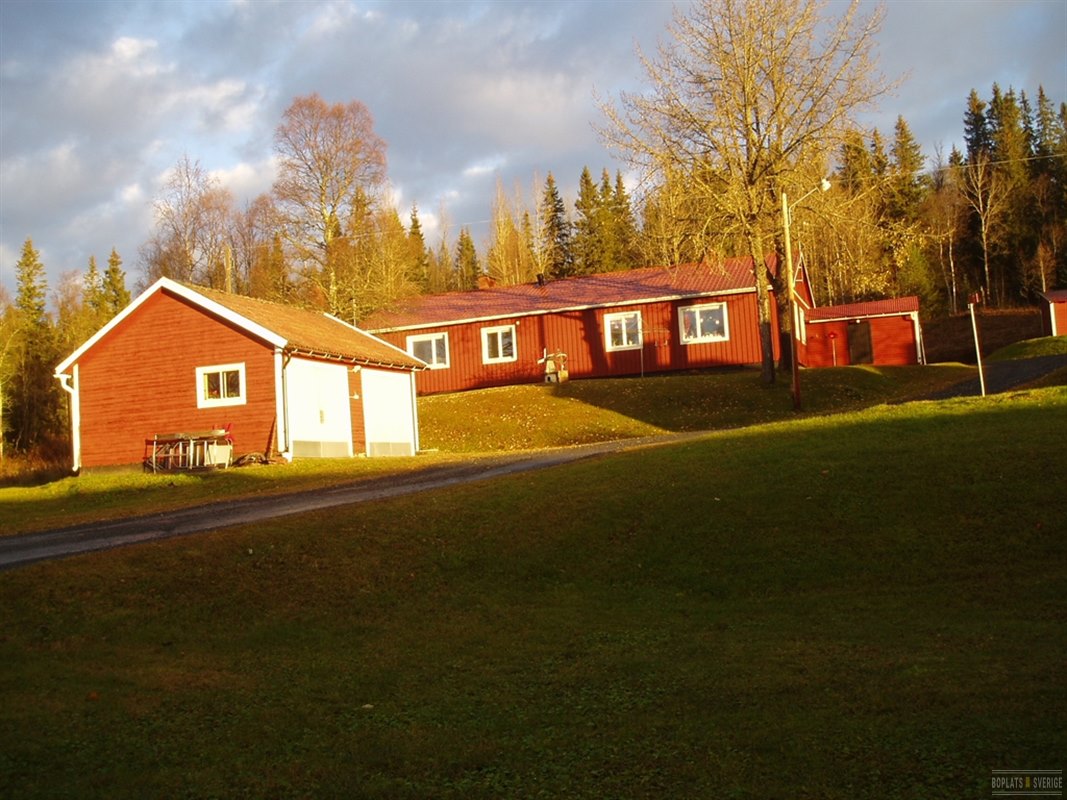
[{"left": 1, "top": 387, "right": 1064, "bottom": 798}]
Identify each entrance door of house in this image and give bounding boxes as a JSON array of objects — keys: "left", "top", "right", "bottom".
[{"left": 848, "top": 320, "right": 873, "bottom": 364}]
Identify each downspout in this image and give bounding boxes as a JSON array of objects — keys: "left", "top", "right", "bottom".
[
  {"left": 55, "top": 364, "right": 81, "bottom": 472},
  {"left": 274, "top": 349, "right": 293, "bottom": 461},
  {"left": 409, "top": 369, "right": 420, "bottom": 455},
  {"left": 911, "top": 312, "right": 927, "bottom": 365}
]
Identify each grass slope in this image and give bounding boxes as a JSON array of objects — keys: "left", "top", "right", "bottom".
[{"left": 2, "top": 388, "right": 1064, "bottom": 799}]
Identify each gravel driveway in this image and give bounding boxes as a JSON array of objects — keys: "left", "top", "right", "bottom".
[{"left": 0, "top": 432, "right": 707, "bottom": 571}]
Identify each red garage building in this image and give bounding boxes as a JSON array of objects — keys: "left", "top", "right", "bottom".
[
  {"left": 799, "top": 296, "right": 925, "bottom": 367},
  {"left": 1040, "top": 290, "right": 1067, "bottom": 337}
]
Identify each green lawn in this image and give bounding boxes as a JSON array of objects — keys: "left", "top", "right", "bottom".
[{"left": 1, "top": 386, "right": 1064, "bottom": 798}]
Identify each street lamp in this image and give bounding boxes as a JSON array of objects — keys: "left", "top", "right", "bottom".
[{"left": 780, "top": 178, "right": 831, "bottom": 411}]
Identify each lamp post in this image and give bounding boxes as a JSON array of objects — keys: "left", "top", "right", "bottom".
[{"left": 780, "top": 178, "right": 830, "bottom": 411}]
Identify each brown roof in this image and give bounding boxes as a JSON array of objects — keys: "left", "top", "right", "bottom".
[
  {"left": 1041, "top": 290, "right": 1067, "bottom": 303},
  {"left": 187, "top": 284, "right": 424, "bottom": 369},
  {"left": 805, "top": 296, "right": 920, "bottom": 322},
  {"left": 363, "top": 257, "right": 773, "bottom": 331}
]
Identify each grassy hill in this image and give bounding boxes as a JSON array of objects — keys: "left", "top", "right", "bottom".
[{"left": 2, "top": 383, "right": 1064, "bottom": 798}]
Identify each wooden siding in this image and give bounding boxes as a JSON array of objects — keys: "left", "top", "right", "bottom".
[
  {"left": 75, "top": 290, "right": 278, "bottom": 467},
  {"left": 378, "top": 291, "right": 768, "bottom": 395},
  {"left": 803, "top": 315, "right": 919, "bottom": 367},
  {"left": 1045, "top": 299, "right": 1067, "bottom": 337}
]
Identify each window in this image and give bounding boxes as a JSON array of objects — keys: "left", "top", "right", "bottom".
[
  {"left": 604, "top": 311, "right": 642, "bottom": 352},
  {"left": 196, "top": 363, "right": 246, "bottom": 409},
  {"left": 679, "top": 303, "right": 729, "bottom": 344},
  {"left": 407, "top": 332, "right": 450, "bottom": 369},
  {"left": 481, "top": 325, "right": 517, "bottom": 364}
]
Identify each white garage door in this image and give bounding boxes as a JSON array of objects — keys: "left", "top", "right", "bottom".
[
  {"left": 286, "top": 358, "right": 353, "bottom": 458},
  {"left": 361, "top": 368, "right": 417, "bottom": 456}
]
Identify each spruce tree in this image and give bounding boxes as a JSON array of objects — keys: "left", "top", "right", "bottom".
[
  {"left": 888, "top": 116, "right": 927, "bottom": 222},
  {"left": 538, "top": 173, "right": 573, "bottom": 279},
  {"left": 10, "top": 239, "right": 61, "bottom": 451},
  {"left": 572, "top": 167, "right": 602, "bottom": 275},
  {"left": 103, "top": 248, "right": 131, "bottom": 315},
  {"left": 455, "top": 227, "right": 481, "bottom": 290}
]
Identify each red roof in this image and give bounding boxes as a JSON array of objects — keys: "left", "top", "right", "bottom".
[
  {"left": 364, "top": 256, "right": 773, "bottom": 331},
  {"left": 805, "top": 296, "right": 920, "bottom": 322},
  {"left": 1041, "top": 290, "right": 1067, "bottom": 303}
]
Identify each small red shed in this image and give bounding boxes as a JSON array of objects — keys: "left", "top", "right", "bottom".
[
  {"left": 54, "top": 278, "right": 425, "bottom": 471},
  {"left": 799, "top": 296, "right": 925, "bottom": 367},
  {"left": 1039, "top": 290, "right": 1067, "bottom": 337},
  {"left": 362, "top": 257, "right": 785, "bottom": 395}
]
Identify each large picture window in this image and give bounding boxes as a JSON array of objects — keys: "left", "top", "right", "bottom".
[
  {"left": 604, "top": 311, "right": 642, "bottom": 351},
  {"left": 407, "top": 332, "right": 450, "bottom": 369},
  {"left": 481, "top": 325, "right": 516, "bottom": 364},
  {"left": 679, "top": 303, "right": 729, "bottom": 344},
  {"left": 196, "top": 363, "right": 246, "bottom": 408}
]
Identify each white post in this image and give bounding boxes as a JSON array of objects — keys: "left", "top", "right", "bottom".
[{"left": 969, "top": 301, "right": 986, "bottom": 397}]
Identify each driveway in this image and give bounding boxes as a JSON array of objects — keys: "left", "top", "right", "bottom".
[
  {"left": 0, "top": 433, "right": 707, "bottom": 571},
  {"left": 920, "top": 354, "right": 1067, "bottom": 399}
]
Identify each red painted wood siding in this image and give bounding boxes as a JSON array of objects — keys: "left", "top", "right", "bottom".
[
  {"left": 803, "top": 315, "right": 918, "bottom": 367},
  {"left": 74, "top": 290, "right": 278, "bottom": 467},
  {"left": 378, "top": 292, "right": 768, "bottom": 395},
  {"left": 1051, "top": 301, "right": 1067, "bottom": 337}
]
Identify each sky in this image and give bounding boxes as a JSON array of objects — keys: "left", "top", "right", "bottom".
[{"left": 1, "top": 0, "right": 1065, "bottom": 302}]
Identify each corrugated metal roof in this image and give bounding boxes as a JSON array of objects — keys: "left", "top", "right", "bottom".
[
  {"left": 186, "top": 284, "right": 425, "bottom": 369},
  {"left": 805, "top": 296, "right": 919, "bottom": 322},
  {"left": 363, "top": 257, "right": 771, "bottom": 331}
]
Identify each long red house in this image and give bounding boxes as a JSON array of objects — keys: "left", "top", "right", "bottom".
[
  {"left": 364, "top": 257, "right": 787, "bottom": 395},
  {"left": 364, "top": 257, "right": 925, "bottom": 395},
  {"left": 54, "top": 278, "right": 425, "bottom": 471}
]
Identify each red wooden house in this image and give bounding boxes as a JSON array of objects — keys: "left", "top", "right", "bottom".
[
  {"left": 798, "top": 296, "right": 925, "bottom": 368},
  {"left": 363, "top": 257, "right": 784, "bottom": 395},
  {"left": 54, "top": 278, "right": 425, "bottom": 471},
  {"left": 1040, "top": 290, "right": 1067, "bottom": 337}
]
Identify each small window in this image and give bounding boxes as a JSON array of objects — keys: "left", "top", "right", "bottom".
[
  {"left": 407, "top": 332, "right": 450, "bottom": 369},
  {"left": 196, "top": 363, "right": 246, "bottom": 409},
  {"left": 679, "top": 303, "right": 729, "bottom": 344},
  {"left": 604, "top": 311, "right": 642, "bottom": 351},
  {"left": 481, "top": 325, "right": 517, "bottom": 364}
]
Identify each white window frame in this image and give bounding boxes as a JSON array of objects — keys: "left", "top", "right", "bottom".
[
  {"left": 481, "top": 324, "right": 517, "bottom": 364},
  {"left": 679, "top": 303, "right": 730, "bottom": 345},
  {"left": 406, "top": 332, "right": 450, "bottom": 369},
  {"left": 604, "top": 310, "right": 643, "bottom": 352},
  {"left": 196, "top": 362, "right": 246, "bottom": 409}
]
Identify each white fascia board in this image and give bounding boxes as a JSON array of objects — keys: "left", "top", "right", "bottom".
[
  {"left": 324, "top": 313, "right": 429, "bottom": 368},
  {"left": 55, "top": 278, "right": 287, "bottom": 375},
  {"left": 806, "top": 310, "right": 918, "bottom": 324},
  {"left": 367, "top": 287, "right": 756, "bottom": 334}
]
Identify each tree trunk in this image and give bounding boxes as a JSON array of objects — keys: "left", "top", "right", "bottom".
[{"left": 748, "top": 233, "right": 776, "bottom": 384}]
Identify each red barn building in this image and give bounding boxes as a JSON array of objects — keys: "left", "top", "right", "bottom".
[
  {"left": 1040, "top": 290, "right": 1067, "bottom": 337},
  {"left": 363, "top": 257, "right": 786, "bottom": 395},
  {"left": 54, "top": 278, "right": 424, "bottom": 471},
  {"left": 798, "top": 296, "right": 925, "bottom": 367}
]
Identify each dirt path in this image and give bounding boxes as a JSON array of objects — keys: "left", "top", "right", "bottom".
[{"left": 0, "top": 433, "right": 707, "bottom": 571}]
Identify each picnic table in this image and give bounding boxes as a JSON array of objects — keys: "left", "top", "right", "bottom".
[{"left": 145, "top": 429, "right": 233, "bottom": 473}]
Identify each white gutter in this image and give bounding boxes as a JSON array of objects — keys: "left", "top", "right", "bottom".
[
  {"left": 55, "top": 364, "right": 81, "bottom": 472},
  {"left": 274, "top": 348, "right": 292, "bottom": 462}
]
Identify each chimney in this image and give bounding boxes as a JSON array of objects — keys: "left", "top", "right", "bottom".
[
  {"left": 477, "top": 274, "right": 497, "bottom": 290},
  {"left": 536, "top": 273, "right": 546, "bottom": 287}
]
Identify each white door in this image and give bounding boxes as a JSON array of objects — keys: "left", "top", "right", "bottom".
[
  {"left": 286, "top": 358, "right": 353, "bottom": 458},
  {"left": 361, "top": 368, "right": 417, "bottom": 456}
]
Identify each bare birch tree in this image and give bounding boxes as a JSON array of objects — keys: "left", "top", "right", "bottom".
[{"left": 600, "top": 0, "right": 890, "bottom": 382}]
